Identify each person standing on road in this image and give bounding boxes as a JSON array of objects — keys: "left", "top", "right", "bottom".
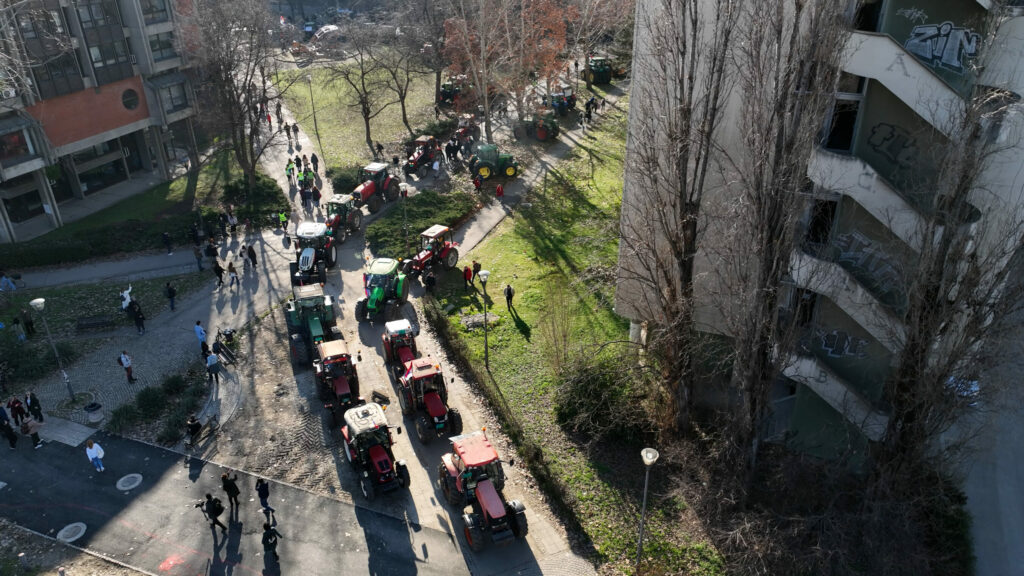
[
  {"left": 495, "top": 184, "right": 504, "bottom": 202},
  {"left": 222, "top": 472, "right": 241, "bottom": 508},
  {"left": 472, "top": 260, "right": 481, "bottom": 283},
  {"left": 310, "top": 153, "right": 319, "bottom": 174},
  {"left": 165, "top": 282, "right": 177, "bottom": 311},
  {"left": 7, "top": 397, "right": 25, "bottom": 426},
  {"left": 193, "top": 245, "right": 204, "bottom": 272},
  {"left": 197, "top": 493, "right": 228, "bottom": 533},
  {"left": 162, "top": 232, "right": 173, "bottom": 255},
  {"left": 504, "top": 284, "right": 515, "bottom": 311},
  {"left": 227, "top": 263, "right": 239, "bottom": 288},
  {"left": 473, "top": 175, "right": 482, "bottom": 192},
  {"left": 195, "top": 321, "right": 207, "bottom": 349},
  {"left": 213, "top": 261, "right": 225, "bottom": 287},
  {"left": 20, "top": 416, "right": 43, "bottom": 449},
  {"left": 130, "top": 301, "right": 146, "bottom": 335},
  {"left": 85, "top": 439, "right": 105, "bottom": 472},
  {"left": 25, "top": 391, "right": 43, "bottom": 422},
  {"left": 247, "top": 245, "right": 258, "bottom": 268},
  {"left": 0, "top": 407, "right": 18, "bottom": 449},
  {"left": 262, "top": 523, "right": 283, "bottom": 561},
  {"left": 119, "top": 350, "right": 137, "bottom": 383},
  {"left": 255, "top": 478, "right": 275, "bottom": 513},
  {"left": 207, "top": 352, "right": 221, "bottom": 384},
  {"left": 463, "top": 266, "right": 473, "bottom": 291}
]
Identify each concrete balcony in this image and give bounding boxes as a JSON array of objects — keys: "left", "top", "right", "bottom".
[
  {"left": 0, "top": 156, "right": 45, "bottom": 181},
  {"left": 843, "top": 31, "right": 964, "bottom": 135},
  {"left": 783, "top": 355, "right": 889, "bottom": 442},
  {"left": 809, "top": 148, "right": 932, "bottom": 252},
  {"left": 789, "top": 250, "right": 905, "bottom": 353}
]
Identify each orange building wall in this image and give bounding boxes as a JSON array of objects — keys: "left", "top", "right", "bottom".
[{"left": 25, "top": 76, "right": 151, "bottom": 148}]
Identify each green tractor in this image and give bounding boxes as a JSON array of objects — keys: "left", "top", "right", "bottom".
[
  {"left": 584, "top": 56, "right": 612, "bottom": 85},
  {"left": 285, "top": 284, "right": 340, "bottom": 366},
  {"left": 355, "top": 258, "right": 410, "bottom": 322},
  {"left": 513, "top": 110, "right": 560, "bottom": 142},
  {"left": 468, "top": 144, "right": 518, "bottom": 180}
]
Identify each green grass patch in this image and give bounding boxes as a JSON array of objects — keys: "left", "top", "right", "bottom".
[
  {"left": 423, "top": 100, "right": 720, "bottom": 573},
  {"left": 365, "top": 190, "right": 479, "bottom": 259}
]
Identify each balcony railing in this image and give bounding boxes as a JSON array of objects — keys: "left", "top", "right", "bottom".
[
  {"left": 783, "top": 355, "right": 889, "bottom": 442},
  {"left": 802, "top": 234, "right": 909, "bottom": 317}
]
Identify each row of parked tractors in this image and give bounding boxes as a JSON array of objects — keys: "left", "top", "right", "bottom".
[{"left": 280, "top": 153, "right": 527, "bottom": 551}]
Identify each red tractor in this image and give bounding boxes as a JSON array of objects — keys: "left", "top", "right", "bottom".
[
  {"left": 454, "top": 114, "right": 481, "bottom": 146},
  {"left": 401, "top": 224, "right": 460, "bottom": 277},
  {"left": 403, "top": 135, "right": 439, "bottom": 177},
  {"left": 438, "top": 431, "right": 527, "bottom": 551},
  {"left": 314, "top": 339, "right": 362, "bottom": 426},
  {"left": 382, "top": 319, "right": 463, "bottom": 443},
  {"left": 352, "top": 162, "right": 401, "bottom": 214},
  {"left": 341, "top": 402, "right": 410, "bottom": 501}
]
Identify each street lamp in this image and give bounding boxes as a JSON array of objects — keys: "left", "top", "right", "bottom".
[
  {"left": 29, "top": 298, "right": 74, "bottom": 401},
  {"left": 306, "top": 74, "right": 323, "bottom": 159},
  {"left": 635, "top": 447, "right": 660, "bottom": 570},
  {"left": 478, "top": 269, "right": 490, "bottom": 370}
]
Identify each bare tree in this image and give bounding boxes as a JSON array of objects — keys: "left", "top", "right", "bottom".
[
  {"left": 443, "top": 0, "right": 507, "bottom": 142},
  {"left": 374, "top": 44, "right": 422, "bottom": 138},
  {"left": 401, "top": 0, "right": 449, "bottom": 105},
  {"left": 0, "top": 1, "right": 73, "bottom": 111},
  {"left": 327, "top": 30, "right": 395, "bottom": 157},
  {"left": 565, "top": 0, "right": 635, "bottom": 90}
]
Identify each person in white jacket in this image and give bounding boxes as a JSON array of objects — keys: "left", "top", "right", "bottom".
[{"left": 86, "top": 439, "right": 105, "bottom": 472}]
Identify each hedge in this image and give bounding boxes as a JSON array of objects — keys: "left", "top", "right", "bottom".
[{"left": 365, "top": 190, "right": 478, "bottom": 258}]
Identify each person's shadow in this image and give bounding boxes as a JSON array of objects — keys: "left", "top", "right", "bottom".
[{"left": 508, "top": 304, "right": 531, "bottom": 341}]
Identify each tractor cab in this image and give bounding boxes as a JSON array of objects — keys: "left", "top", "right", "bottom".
[
  {"left": 296, "top": 221, "right": 329, "bottom": 249},
  {"left": 359, "top": 162, "right": 390, "bottom": 188},
  {"left": 315, "top": 339, "right": 360, "bottom": 413},
  {"left": 549, "top": 83, "right": 576, "bottom": 116},
  {"left": 440, "top": 75, "right": 469, "bottom": 104},
  {"left": 404, "top": 135, "right": 438, "bottom": 175},
  {"left": 455, "top": 114, "right": 481, "bottom": 143},
  {"left": 294, "top": 221, "right": 333, "bottom": 274},
  {"left": 420, "top": 224, "right": 452, "bottom": 253},
  {"left": 342, "top": 402, "right": 405, "bottom": 494},
  {"left": 403, "top": 358, "right": 449, "bottom": 415},
  {"left": 449, "top": 431, "right": 506, "bottom": 494},
  {"left": 586, "top": 56, "right": 612, "bottom": 84},
  {"left": 383, "top": 319, "right": 418, "bottom": 365}
]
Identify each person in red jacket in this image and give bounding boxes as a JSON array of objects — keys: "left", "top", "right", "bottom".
[
  {"left": 495, "top": 184, "right": 504, "bottom": 201},
  {"left": 463, "top": 266, "right": 473, "bottom": 291}
]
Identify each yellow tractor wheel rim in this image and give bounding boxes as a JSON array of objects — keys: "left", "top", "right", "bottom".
[
  {"left": 478, "top": 166, "right": 491, "bottom": 178},
  {"left": 505, "top": 166, "right": 516, "bottom": 176}
]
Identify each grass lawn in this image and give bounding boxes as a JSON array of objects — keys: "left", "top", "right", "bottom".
[
  {"left": 365, "top": 190, "right": 480, "bottom": 258},
  {"left": 0, "top": 272, "right": 209, "bottom": 384},
  {"left": 426, "top": 101, "right": 723, "bottom": 574},
  {"left": 280, "top": 67, "right": 437, "bottom": 169}
]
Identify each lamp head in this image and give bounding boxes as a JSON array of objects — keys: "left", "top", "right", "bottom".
[
  {"left": 641, "top": 447, "right": 659, "bottom": 467},
  {"left": 29, "top": 298, "right": 45, "bottom": 312},
  {"left": 478, "top": 270, "right": 490, "bottom": 285}
]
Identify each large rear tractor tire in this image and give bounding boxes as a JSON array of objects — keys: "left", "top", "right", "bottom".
[
  {"left": 415, "top": 415, "right": 432, "bottom": 444},
  {"left": 386, "top": 180, "right": 400, "bottom": 202},
  {"left": 397, "top": 276, "right": 410, "bottom": 304},
  {"left": 325, "top": 244, "right": 337, "bottom": 268},
  {"left": 288, "top": 262, "right": 301, "bottom": 286},
  {"left": 505, "top": 165, "right": 518, "bottom": 177},
  {"left": 463, "top": 514, "right": 486, "bottom": 552},
  {"left": 508, "top": 501, "right": 528, "bottom": 539},
  {"left": 355, "top": 299, "right": 369, "bottom": 323},
  {"left": 443, "top": 472, "right": 463, "bottom": 507},
  {"left": 360, "top": 475, "right": 376, "bottom": 502},
  {"left": 368, "top": 195, "right": 383, "bottom": 214},
  {"left": 443, "top": 248, "right": 459, "bottom": 269},
  {"left": 290, "top": 334, "right": 309, "bottom": 367},
  {"left": 447, "top": 408, "right": 463, "bottom": 436},
  {"left": 476, "top": 164, "right": 494, "bottom": 180},
  {"left": 397, "top": 461, "right": 411, "bottom": 489},
  {"left": 402, "top": 260, "right": 415, "bottom": 277},
  {"left": 350, "top": 210, "right": 363, "bottom": 231},
  {"left": 398, "top": 388, "right": 414, "bottom": 415}
]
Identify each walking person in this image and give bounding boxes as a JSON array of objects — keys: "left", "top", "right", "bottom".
[
  {"left": 195, "top": 321, "right": 208, "bottom": 349},
  {"left": 495, "top": 184, "right": 504, "bottom": 202},
  {"left": 247, "top": 245, "right": 258, "bottom": 268},
  {"left": 7, "top": 396, "right": 25, "bottom": 426},
  {"left": 504, "top": 283, "right": 515, "bottom": 311},
  {"left": 130, "top": 301, "right": 146, "bottom": 335},
  {"left": 301, "top": 155, "right": 308, "bottom": 170},
  {"left": 291, "top": 123, "right": 299, "bottom": 138},
  {"left": 255, "top": 478, "right": 275, "bottom": 513},
  {"left": 193, "top": 245, "right": 204, "bottom": 272},
  {"left": 24, "top": 390, "right": 43, "bottom": 423},
  {"left": 20, "top": 416, "right": 43, "bottom": 449},
  {"left": 0, "top": 407, "right": 17, "bottom": 449},
  {"left": 376, "top": 142, "right": 384, "bottom": 160},
  {"left": 463, "top": 265, "right": 473, "bottom": 291},
  {"left": 285, "top": 161, "right": 295, "bottom": 186},
  {"left": 207, "top": 351, "right": 222, "bottom": 384},
  {"left": 197, "top": 493, "right": 228, "bottom": 533},
  {"left": 165, "top": 282, "right": 177, "bottom": 311},
  {"left": 19, "top": 309, "right": 34, "bottom": 338},
  {"left": 262, "top": 523, "right": 283, "bottom": 561},
  {"left": 312, "top": 185, "right": 322, "bottom": 212},
  {"left": 162, "top": 232, "right": 173, "bottom": 255},
  {"left": 310, "top": 153, "right": 319, "bottom": 174},
  {"left": 472, "top": 260, "right": 481, "bottom": 283},
  {"left": 222, "top": 472, "right": 241, "bottom": 508},
  {"left": 85, "top": 439, "right": 105, "bottom": 472},
  {"left": 119, "top": 350, "right": 137, "bottom": 383},
  {"left": 213, "top": 260, "right": 225, "bottom": 287},
  {"left": 473, "top": 175, "right": 483, "bottom": 192},
  {"left": 239, "top": 244, "right": 249, "bottom": 271},
  {"left": 227, "top": 263, "right": 239, "bottom": 288}
]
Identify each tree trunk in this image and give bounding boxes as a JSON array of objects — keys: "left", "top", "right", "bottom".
[
  {"left": 363, "top": 110, "right": 374, "bottom": 157},
  {"left": 400, "top": 92, "right": 413, "bottom": 136},
  {"left": 434, "top": 69, "right": 442, "bottom": 106}
]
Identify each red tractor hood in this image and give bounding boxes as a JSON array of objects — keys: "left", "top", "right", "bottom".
[
  {"left": 368, "top": 444, "right": 392, "bottom": 475},
  {"left": 333, "top": 376, "right": 351, "bottom": 397},
  {"left": 476, "top": 478, "right": 506, "bottom": 521},
  {"left": 413, "top": 249, "right": 432, "bottom": 264},
  {"left": 354, "top": 181, "right": 372, "bottom": 200},
  {"left": 423, "top": 391, "right": 447, "bottom": 418},
  {"left": 397, "top": 346, "right": 416, "bottom": 366}
]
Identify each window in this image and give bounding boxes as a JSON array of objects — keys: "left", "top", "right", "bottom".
[
  {"left": 161, "top": 83, "right": 188, "bottom": 112},
  {"left": 149, "top": 32, "right": 177, "bottom": 61},
  {"left": 77, "top": 1, "right": 119, "bottom": 28},
  {"left": 89, "top": 40, "right": 129, "bottom": 68},
  {"left": 32, "top": 53, "right": 84, "bottom": 99},
  {"left": 48, "top": 10, "right": 65, "bottom": 34},
  {"left": 0, "top": 130, "right": 33, "bottom": 163},
  {"left": 17, "top": 14, "right": 37, "bottom": 39},
  {"left": 122, "top": 89, "right": 139, "bottom": 110},
  {"left": 140, "top": 0, "right": 169, "bottom": 24}
]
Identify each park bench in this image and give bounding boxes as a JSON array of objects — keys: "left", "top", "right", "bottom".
[{"left": 76, "top": 315, "right": 115, "bottom": 332}]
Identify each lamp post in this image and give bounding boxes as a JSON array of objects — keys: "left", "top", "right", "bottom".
[
  {"left": 635, "top": 447, "right": 660, "bottom": 570},
  {"left": 478, "top": 269, "right": 490, "bottom": 370},
  {"left": 29, "top": 298, "right": 74, "bottom": 401},
  {"left": 306, "top": 74, "right": 323, "bottom": 158}
]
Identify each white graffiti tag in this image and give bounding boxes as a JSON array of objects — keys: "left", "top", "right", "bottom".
[
  {"left": 905, "top": 21, "right": 980, "bottom": 75},
  {"left": 896, "top": 7, "right": 928, "bottom": 24}
]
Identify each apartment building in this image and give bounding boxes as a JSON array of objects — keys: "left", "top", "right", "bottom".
[
  {"left": 617, "top": 0, "right": 1024, "bottom": 458},
  {"left": 0, "top": 0, "right": 196, "bottom": 243}
]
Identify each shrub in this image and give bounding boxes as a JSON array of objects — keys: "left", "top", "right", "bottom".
[
  {"left": 182, "top": 382, "right": 207, "bottom": 412},
  {"left": 157, "top": 404, "right": 193, "bottom": 444},
  {"left": 135, "top": 386, "right": 167, "bottom": 419},
  {"left": 326, "top": 164, "right": 364, "bottom": 194},
  {"left": 366, "top": 190, "right": 478, "bottom": 257},
  {"left": 553, "top": 352, "right": 657, "bottom": 442},
  {"left": 161, "top": 375, "right": 188, "bottom": 395},
  {"left": 420, "top": 117, "right": 458, "bottom": 138},
  {"left": 0, "top": 340, "right": 80, "bottom": 382},
  {"left": 108, "top": 405, "right": 141, "bottom": 434},
  {"left": 222, "top": 174, "right": 289, "bottom": 228}
]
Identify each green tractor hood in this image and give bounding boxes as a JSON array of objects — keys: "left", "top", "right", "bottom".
[{"left": 367, "top": 285, "right": 386, "bottom": 313}]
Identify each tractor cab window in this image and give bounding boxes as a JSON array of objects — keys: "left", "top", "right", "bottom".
[
  {"left": 366, "top": 273, "right": 388, "bottom": 288},
  {"left": 298, "top": 236, "right": 318, "bottom": 249},
  {"left": 420, "top": 373, "right": 441, "bottom": 395},
  {"left": 325, "top": 358, "right": 351, "bottom": 376}
]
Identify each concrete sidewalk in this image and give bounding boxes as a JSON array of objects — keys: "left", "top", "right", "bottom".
[{"left": 0, "top": 431, "right": 466, "bottom": 576}]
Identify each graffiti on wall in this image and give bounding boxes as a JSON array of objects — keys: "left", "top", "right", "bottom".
[
  {"left": 904, "top": 21, "right": 980, "bottom": 75},
  {"left": 814, "top": 327, "right": 869, "bottom": 359},
  {"left": 867, "top": 123, "right": 918, "bottom": 168},
  {"left": 834, "top": 231, "right": 907, "bottom": 311},
  {"left": 896, "top": 7, "right": 928, "bottom": 25}
]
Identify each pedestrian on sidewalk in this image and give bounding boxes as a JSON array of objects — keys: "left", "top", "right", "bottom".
[
  {"left": 197, "top": 494, "right": 228, "bottom": 533},
  {"left": 262, "top": 523, "right": 283, "bottom": 561},
  {"left": 472, "top": 260, "right": 481, "bottom": 283},
  {"left": 504, "top": 284, "right": 515, "bottom": 310},
  {"left": 239, "top": 245, "right": 249, "bottom": 271},
  {"left": 473, "top": 175, "right": 482, "bottom": 192},
  {"left": 278, "top": 211, "right": 288, "bottom": 231},
  {"left": 266, "top": 111, "right": 273, "bottom": 126},
  {"left": 255, "top": 478, "right": 275, "bottom": 513},
  {"left": 201, "top": 340, "right": 211, "bottom": 361},
  {"left": 247, "top": 245, "right": 258, "bottom": 268},
  {"left": 20, "top": 416, "right": 43, "bottom": 449},
  {"left": 119, "top": 350, "right": 137, "bottom": 383},
  {"left": 375, "top": 142, "right": 384, "bottom": 160},
  {"left": 311, "top": 153, "right": 319, "bottom": 174},
  {"left": 207, "top": 352, "right": 221, "bottom": 384},
  {"left": 424, "top": 270, "right": 436, "bottom": 293},
  {"left": 296, "top": 169, "right": 305, "bottom": 191},
  {"left": 165, "top": 282, "right": 177, "bottom": 311},
  {"left": 227, "top": 263, "right": 239, "bottom": 288},
  {"left": 190, "top": 223, "right": 200, "bottom": 245},
  {"left": 19, "top": 308, "right": 34, "bottom": 338},
  {"left": 193, "top": 245, "right": 204, "bottom": 272},
  {"left": 434, "top": 105, "right": 441, "bottom": 120},
  {"left": 162, "top": 232, "right": 173, "bottom": 255},
  {"left": 195, "top": 321, "right": 208, "bottom": 348},
  {"left": 302, "top": 155, "right": 308, "bottom": 170},
  {"left": 300, "top": 187, "right": 311, "bottom": 212},
  {"left": 25, "top": 391, "right": 43, "bottom": 422},
  {"left": 222, "top": 472, "right": 241, "bottom": 508},
  {"left": 275, "top": 101, "right": 282, "bottom": 122},
  {"left": 7, "top": 397, "right": 25, "bottom": 426},
  {"left": 463, "top": 266, "right": 473, "bottom": 291},
  {"left": 85, "top": 439, "right": 105, "bottom": 472},
  {"left": 130, "top": 302, "right": 146, "bottom": 335},
  {"left": 291, "top": 123, "right": 299, "bottom": 138},
  {"left": 213, "top": 261, "right": 225, "bottom": 287},
  {"left": 0, "top": 407, "right": 17, "bottom": 449},
  {"left": 495, "top": 184, "right": 504, "bottom": 202},
  {"left": 312, "top": 185, "right": 321, "bottom": 212},
  {"left": 285, "top": 161, "right": 295, "bottom": 186}
]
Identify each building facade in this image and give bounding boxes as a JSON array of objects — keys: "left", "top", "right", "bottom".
[
  {"left": 617, "top": 0, "right": 1024, "bottom": 457},
  {"left": 0, "top": 0, "right": 196, "bottom": 243}
]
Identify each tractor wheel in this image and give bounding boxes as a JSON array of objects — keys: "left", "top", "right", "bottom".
[
  {"left": 355, "top": 299, "right": 369, "bottom": 323},
  {"left": 505, "top": 165, "right": 518, "bottom": 177},
  {"left": 551, "top": 125, "right": 560, "bottom": 138},
  {"left": 290, "top": 334, "right": 309, "bottom": 367},
  {"left": 417, "top": 164, "right": 429, "bottom": 179},
  {"left": 344, "top": 441, "right": 356, "bottom": 468},
  {"left": 385, "top": 301, "right": 402, "bottom": 322},
  {"left": 350, "top": 210, "right": 363, "bottom": 231},
  {"left": 360, "top": 475, "right": 376, "bottom": 501},
  {"left": 402, "top": 260, "right": 415, "bottom": 277},
  {"left": 444, "top": 248, "right": 459, "bottom": 269},
  {"left": 368, "top": 195, "right": 383, "bottom": 214},
  {"left": 514, "top": 126, "right": 525, "bottom": 141},
  {"left": 397, "top": 461, "right": 411, "bottom": 488},
  {"left": 462, "top": 514, "right": 486, "bottom": 552},
  {"left": 329, "top": 325, "right": 343, "bottom": 341},
  {"left": 415, "top": 415, "right": 432, "bottom": 444},
  {"left": 325, "top": 244, "right": 337, "bottom": 268},
  {"left": 442, "top": 471, "right": 463, "bottom": 507},
  {"left": 386, "top": 180, "right": 400, "bottom": 202},
  {"left": 447, "top": 408, "right": 464, "bottom": 436},
  {"left": 507, "top": 501, "right": 529, "bottom": 539},
  {"left": 335, "top": 226, "right": 347, "bottom": 244},
  {"left": 397, "top": 276, "right": 410, "bottom": 304},
  {"left": 476, "top": 164, "right": 493, "bottom": 180},
  {"left": 398, "top": 387, "right": 413, "bottom": 415},
  {"left": 288, "top": 262, "right": 301, "bottom": 286}
]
